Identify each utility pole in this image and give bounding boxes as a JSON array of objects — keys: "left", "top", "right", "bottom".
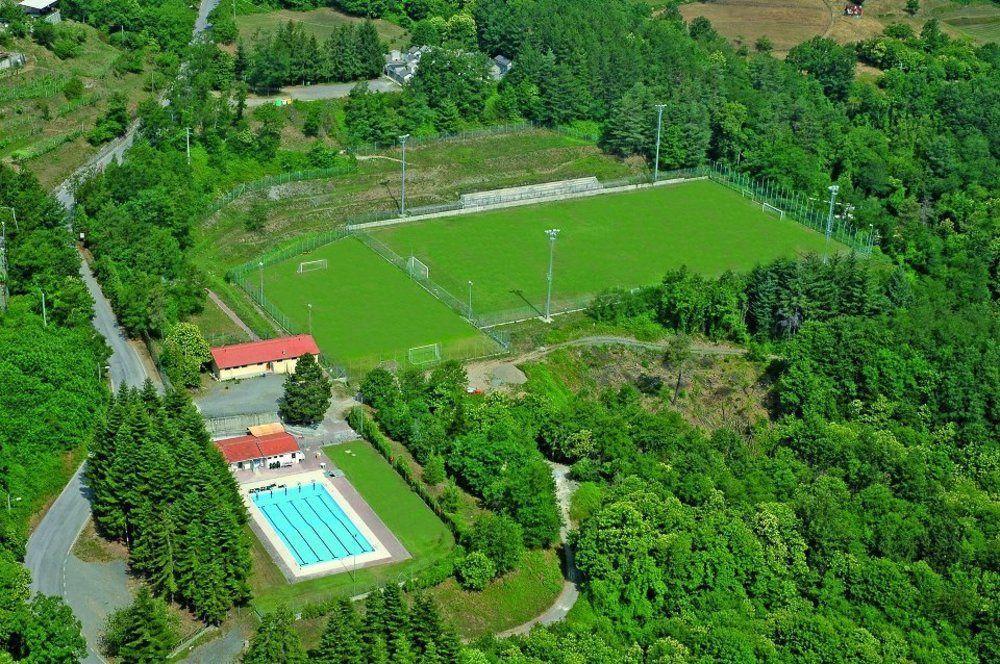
[
  {"left": 399, "top": 134, "right": 410, "bottom": 216},
  {"left": 654, "top": 104, "right": 666, "bottom": 182},
  {"left": 544, "top": 229, "right": 560, "bottom": 322},
  {"left": 467, "top": 280, "right": 473, "bottom": 317},
  {"left": 824, "top": 184, "right": 839, "bottom": 261},
  {"left": 0, "top": 212, "right": 10, "bottom": 312}
]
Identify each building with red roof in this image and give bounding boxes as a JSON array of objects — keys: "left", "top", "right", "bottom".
[
  {"left": 214, "top": 427, "right": 302, "bottom": 471},
  {"left": 210, "top": 334, "right": 320, "bottom": 381}
]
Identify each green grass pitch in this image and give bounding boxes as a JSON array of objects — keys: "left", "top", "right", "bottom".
[
  {"left": 370, "top": 179, "right": 844, "bottom": 317},
  {"left": 263, "top": 238, "right": 497, "bottom": 369}
]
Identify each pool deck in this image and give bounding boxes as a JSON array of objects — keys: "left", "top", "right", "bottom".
[{"left": 241, "top": 466, "right": 410, "bottom": 583}]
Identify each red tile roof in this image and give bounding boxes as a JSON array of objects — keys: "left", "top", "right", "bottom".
[
  {"left": 210, "top": 335, "right": 319, "bottom": 371},
  {"left": 214, "top": 432, "right": 299, "bottom": 464}
]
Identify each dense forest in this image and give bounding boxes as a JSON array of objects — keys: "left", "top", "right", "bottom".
[
  {"left": 0, "top": 168, "right": 102, "bottom": 662},
  {"left": 86, "top": 386, "right": 252, "bottom": 623}
]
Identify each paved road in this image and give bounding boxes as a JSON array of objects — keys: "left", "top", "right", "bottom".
[
  {"left": 245, "top": 77, "right": 399, "bottom": 106},
  {"left": 25, "top": 3, "right": 222, "bottom": 662}
]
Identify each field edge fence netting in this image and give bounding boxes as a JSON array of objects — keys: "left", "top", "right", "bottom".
[{"left": 225, "top": 163, "right": 874, "bottom": 374}]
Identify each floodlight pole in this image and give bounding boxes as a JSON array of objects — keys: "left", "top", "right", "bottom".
[
  {"left": 399, "top": 134, "right": 410, "bottom": 216},
  {"left": 258, "top": 261, "right": 264, "bottom": 299},
  {"left": 467, "top": 280, "right": 473, "bottom": 317},
  {"left": 307, "top": 303, "right": 313, "bottom": 335},
  {"left": 654, "top": 104, "right": 666, "bottom": 182},
  {"left": 544, "top": 229, "right": 560, "bottom": 322},
  {"left": 824, "top": 184, "right": 839, "bottom": 261}
]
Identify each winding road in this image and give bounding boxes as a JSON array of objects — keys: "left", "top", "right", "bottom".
[{"left": 24, "top": 3, "right": 221, "bottom": 662}]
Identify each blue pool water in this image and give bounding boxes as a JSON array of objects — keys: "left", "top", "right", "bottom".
[{"left": 251, "top": 481, "right": 373, "bottom": 566}]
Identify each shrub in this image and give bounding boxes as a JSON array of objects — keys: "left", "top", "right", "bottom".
[
  {"left": 466, "top": 513, "right": 524, "bottom": 576},
  {"left": 456, "top": 552, "right": 495, "bottom": 591},
  {"left": 63, "top": 76, "right": 84, "bottom": 100}
]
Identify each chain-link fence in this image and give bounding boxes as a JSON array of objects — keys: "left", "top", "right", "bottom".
[
  {"left": 224, "top": 162, "right": 874, "bottom": 374},
  {"left": 204, "top": 164, "right": 357, "bottom": 217},
  {"left": 705, "top": 162, "right": 875, "bottom": 254}
]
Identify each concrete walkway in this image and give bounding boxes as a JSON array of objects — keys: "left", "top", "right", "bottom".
[{"left": 206, "top": 288, "right": 259, "bottom": 340}]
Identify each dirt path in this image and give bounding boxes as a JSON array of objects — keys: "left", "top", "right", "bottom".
[
  {"left": 498, "top": 462, "right": 579, "bottom": 636},
  {"left": 467, "top": 334, "right": 746, "bottom": 392}
]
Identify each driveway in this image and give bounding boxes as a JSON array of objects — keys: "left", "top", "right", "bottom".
[{"left": 245, "top": 77, "right": 400, "bottom": 107}]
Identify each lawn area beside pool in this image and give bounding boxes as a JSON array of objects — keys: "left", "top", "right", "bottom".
[{"left": 250, "top": 441, "right": 454, "bottom": 612}]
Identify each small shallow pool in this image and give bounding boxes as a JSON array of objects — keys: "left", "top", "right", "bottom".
[{"left": 252, "top": 481, "right": 373, "bottom": 566}]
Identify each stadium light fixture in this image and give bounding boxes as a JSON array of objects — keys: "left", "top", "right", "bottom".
[
  {"left": 399, "top": 134, "right": 410, "bottom": 215},
  {"left": 824, "top": 184, "right": 839, "bottom": 262},
  {"left": 544, "top": 229, "right": 560, "bottom": 322},
  {"left": 654, "top": 104, "right": 666, "bottom": 182}
]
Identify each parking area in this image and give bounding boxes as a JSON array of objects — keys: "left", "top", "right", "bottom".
[{"left": 195, "top": 373, "right": 360, "bottom": 447}]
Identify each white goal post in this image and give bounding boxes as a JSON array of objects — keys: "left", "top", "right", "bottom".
[
  {"left": 297, "top": 259, "right": 328, "bottom": 274},
  {"left": 762, "top": 202, "right": 785, "bottom": 220},
  {"left": 406, "top": 256, "right": 429, "bottom": 280},
  {"left": 408, "top": 343, "right": 441, "bottom": 366}
]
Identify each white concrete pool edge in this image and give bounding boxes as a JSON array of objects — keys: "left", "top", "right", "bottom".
[{"left": 242, "top": 470, "right": 394, "bottom": 581}]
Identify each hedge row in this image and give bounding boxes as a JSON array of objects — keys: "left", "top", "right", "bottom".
[{"left": 347, "top": 406, "right": 468, "bottom": 542}]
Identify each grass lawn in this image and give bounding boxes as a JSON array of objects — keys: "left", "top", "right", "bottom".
[
  {"left": 370, "top": 179, "right": 844, "bottom": 318},
  {"left": 236, "top": 7, "right": 408, "bottom": 49},
  {"left": 192, "top": 128, "right": 637, "bottom": 271},
  {"left": 188, "top": 295, "right": 252, "bottom": 346},
  {"left": 427, "top": 548, "right": 564, "bottom": 639},
  {"left": 261, "top": 237, "right": 498, "bottom": 371},
  {"left": 251, "top": 440, "right": 454, "bottom": 613}
]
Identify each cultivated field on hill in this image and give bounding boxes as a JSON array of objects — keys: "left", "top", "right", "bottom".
[
  {"left": 0, "top": 22, "right": 152, "bottom": 187},
  {"left": 678, "top": 0, "right": 999, "bottom": 54},
  {"left": 235, "top": 6, "right": 408, "bottom": 49},
  {"left": 369, "top": 178, "right": 843, "bottom": 321},
  {"left": 262, "top": 237, "right": 498, "bottom": 371}
]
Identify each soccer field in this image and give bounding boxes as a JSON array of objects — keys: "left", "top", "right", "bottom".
[
  {"left": 369, "top": 179, "right": 842, "bottom": 319},
  {"left": 263, "top": 238, "right": 497, "bottom": 370}
]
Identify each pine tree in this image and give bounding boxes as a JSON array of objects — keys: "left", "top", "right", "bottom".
[
  {"left": 381, "top": 583, "right": 408, "bottom": 643},
  {"left": 314, "top": 599, "right": 363, "bottom": 664},
  {"left": 278, "top": 353, "right": 332, "bottom": 425},
  {"left": 242, "top": 606, "right": 306, "bottom": 664},
  {"left": 408, "top": 594, "right": 444, "bottom": 655},
  {"left": 112, "top": 587, "right": 178, "bottom": 664}
]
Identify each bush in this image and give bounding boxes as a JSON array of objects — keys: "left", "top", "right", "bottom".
[
  {"left": 63, "top": 76, "right": 84, "bottom": 100},
  {"left": 456, "top": 552, "right": 495, "bottom": 591},
  {"left": 423, "top": 453, "right": 445, "bottom": 485},
  {"left": 466, "top": 513, "right": 524, "bottom": 576}
]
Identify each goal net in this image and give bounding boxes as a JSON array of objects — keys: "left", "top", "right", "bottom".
[
  {"left": 406, "top": 256, "right": 429, "bottom": 280},
  {"left": 297, "top": 259, "right": 328, "bottom": 274},
  {"left": 408, "top": 343, "right": 441, "bottom": 366},
  {"left": 762, "top": 202, "right": 785, "bottom": 220}
]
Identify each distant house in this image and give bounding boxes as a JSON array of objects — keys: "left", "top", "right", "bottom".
[
  {"left": 489, "top": 55, "right": 513, "bottom": 81},
  {"left": 383, "top": 45, "right": 431, "bottom": 85},
  {"left": 209, "top": 334, "right": 320, "bottom": 381},
  {"left": 19, "top": 0, "right": 60, "bottom": 23},
  {"left": 215, "top": 426, "right": 303, "bottom": 471}
]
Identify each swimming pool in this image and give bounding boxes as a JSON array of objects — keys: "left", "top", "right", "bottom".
[{"left": 251, "top": 481, "right": 373, "bottom": 566}]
